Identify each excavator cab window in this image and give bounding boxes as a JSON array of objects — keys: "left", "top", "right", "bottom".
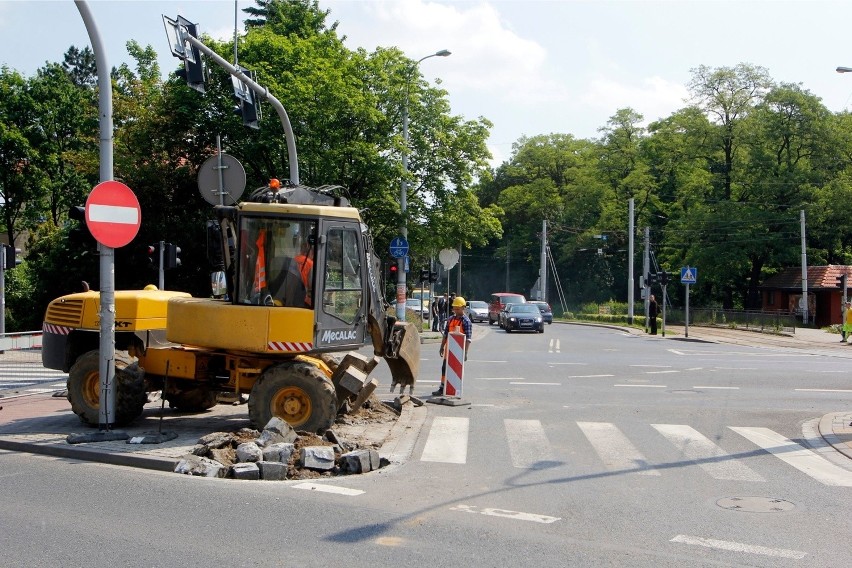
[
  {"left": 322, "top": 226, "right": 362, "bottom": 324},
  {"left": 236, "top": 216, "right": 317, "bottom": 308}
]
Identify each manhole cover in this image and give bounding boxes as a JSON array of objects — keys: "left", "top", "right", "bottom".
[{"left": 716, "top": 496, "right": 795, "bottom": 513}]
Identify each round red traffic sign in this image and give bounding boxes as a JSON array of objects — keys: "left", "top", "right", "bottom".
[{"left": 85, "top": 181, "right": 141, "bottom": 249}]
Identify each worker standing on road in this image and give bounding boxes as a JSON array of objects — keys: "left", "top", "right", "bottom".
[
  {"left": 843, "top": 302, "right": 852, "bottom": 343},
  {"left": 433, "top": 296, "right": 473, "bottom": 396}
]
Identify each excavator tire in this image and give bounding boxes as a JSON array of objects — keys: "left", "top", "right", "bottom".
[
  {"left": 248, "top": 361, "right": 337, "bottom": 433},
  {"left": 67, "top": 350, "right": 147, "bottom": 426},
  {"left": 164, "top": 383, "right": 218, "bottom": 412}
]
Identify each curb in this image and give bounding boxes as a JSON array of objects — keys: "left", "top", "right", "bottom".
[
  {"left": 0, "top": 436, "right": 177, "bottom": 471},
  {"left": 818, "top": 413, "right": 852, "bottom": 460}
]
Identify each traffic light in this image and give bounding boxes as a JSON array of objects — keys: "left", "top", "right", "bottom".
[
  {"left": 164, "top": 243, "right": 181, "bottom": 270},
  {"left": 419, "top": 268, "right": 429, "bottom": 283},
  {"left": 146, "top": 243, "right": 161, "bottom": 268},
  {"left": 69, "top": 205, "right": 96, "bottom": 249},
  {"left": 429, "top": 270, "right": 438, "bottom": 283},
  {"left": 231, "top": 67, "right": 260, "bottom": 129},
  {"left": 3, "top": 244, "right": 21, "bottom": 270},
  {"left": 648, "top": 272, "right": 658, "bottom": 285},
  {"left": 660, "top": 271, "right": 669, "bottom": 286},
  {"left": 174, "top": 21, "right": 206, "bottom": 93},
  {"left": 838, "top": 274, "right": 847, "bottom": 291},
  {"left": 388, "top": 262, "right": 399, "bottom": 284}
]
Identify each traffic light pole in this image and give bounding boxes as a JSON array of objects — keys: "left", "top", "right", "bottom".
[{"left": 181, "top": 33, "right": 299, "bottom": 186}]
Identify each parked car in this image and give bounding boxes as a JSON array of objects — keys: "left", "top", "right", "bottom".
[
  {"left": 465, "top": 300, "right": 489, "bottom": 322},
  {"left": 503, "top": 303, "right": 545, "bottom": 333},
  {"left": 392, "top": 298, "right": 429, "bottom": 318},
  {"left": 528, "top": 301, "right": 553, "bottom": 324},
  {"left": 488, "top": 292, "right": 526, "bottom": 325}
]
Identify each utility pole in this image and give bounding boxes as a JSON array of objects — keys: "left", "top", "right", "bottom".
[
  {"left": 643, "top": 227, "right": 650, "bottom": 331},
  {"left": 540, "top": 220, "right": 547, "bottom": 301},
  {"left": 456, "top": 243, "right": 462, "bottom": 295},
  {"left": 505, "top": 245, "right": 510, "bottom": 291},
  {"left": 800, "top": 210, "right": 808, "bottom": 325},
  {"left": 627, "top": 199, "right": 634, "bottom": 324}
]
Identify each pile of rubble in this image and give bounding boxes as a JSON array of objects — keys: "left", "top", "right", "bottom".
[{"left": 173, "top": 393, "right": 407, "bottom": 480}]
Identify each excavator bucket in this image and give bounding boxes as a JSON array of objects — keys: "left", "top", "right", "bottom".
[{"left": 383, "top": 320, "right": 421, "bottom": 394}]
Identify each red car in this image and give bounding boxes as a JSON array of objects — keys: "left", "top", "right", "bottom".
[{"left": 488, "top": 292, "right": 526, "bottom": 325}]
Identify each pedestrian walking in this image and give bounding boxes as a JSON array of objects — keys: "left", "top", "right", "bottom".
[
  {"left": 649, "top": 294, "right": 659, "bottom": 335},
  {"left": 433, "top": 296, "right": 473, "bottom": 396},
  {"left": 437, "top": 293, "right": 448, "bottom": 331}
]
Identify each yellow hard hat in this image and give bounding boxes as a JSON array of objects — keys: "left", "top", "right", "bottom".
[
  {"left": 144, "top": 284, "right": 158, "bottom": 291},
  {"left": 452, "top": 296, "right": 466, "bottom": 307}
]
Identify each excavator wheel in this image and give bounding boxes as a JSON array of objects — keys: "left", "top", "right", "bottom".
[
  {"left": 248, "top": 362, "right": 337, "bottom": 433},
  {"left": 164, "top": 383, "right": 218, "bottom": 412},
  {"left": 67, "top": 350, "right": 147, "bottom": 426}
]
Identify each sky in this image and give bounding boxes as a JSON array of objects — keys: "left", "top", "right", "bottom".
[{"left": 2, "top": 0, "right": 852, "bottom": 166}]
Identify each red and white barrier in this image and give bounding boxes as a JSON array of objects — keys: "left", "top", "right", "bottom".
[{"left": 444, "top": 331, "right": 466, "bottom": 397}]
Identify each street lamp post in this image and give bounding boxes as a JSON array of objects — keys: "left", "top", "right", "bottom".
[{"left": 396, "top": 49, "right": 451, "bottom": 321}]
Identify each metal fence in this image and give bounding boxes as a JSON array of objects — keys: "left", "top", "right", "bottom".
[
  {"left": 0, "top": 331, "right": 67, "bottom": 389},
  {"left": 665, "top": 308, "right": 797, "bottom": 334}
]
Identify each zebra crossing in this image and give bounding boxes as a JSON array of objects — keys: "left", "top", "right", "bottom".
[{"left": 417, "top": 417, "right": 852, "bottom": 487}]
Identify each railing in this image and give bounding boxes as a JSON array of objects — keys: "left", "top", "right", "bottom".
[
  {"left": 665, "top": 309, "right": 797, "bottom": 334},
  {"left": 0, "top": 331, "right": 67, "bottom": 384}
]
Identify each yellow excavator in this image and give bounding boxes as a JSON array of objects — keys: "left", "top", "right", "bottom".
[{"left": 41, "top": 183, "right": 420, "bottom": 432}]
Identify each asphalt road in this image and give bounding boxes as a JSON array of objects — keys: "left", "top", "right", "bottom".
[{"left": 1, "top": 323, "right": 850, "bottom": 567}]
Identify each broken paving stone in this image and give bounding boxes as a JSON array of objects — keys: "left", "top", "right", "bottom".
[
  {"left": 258, "top": 461, "right": 287, "bottom": 480},
  {"left": 262, "top": 442, "right": 295, "bottom": 463},
  {"left": 174, "top": 455, "right": 227, "bottom": 478},
  {"left": 196, "top": 432, "right": 234, "bottom": 449},
  {"left": 300, "top": 446, "right": 336, "bottom": 470},
  {"left": 256, "top": 417, "right": 298, "bottom": 447},
  {"left": 231, "top": 462, "right": 260, "bottom": 480},
  {"left": 210, "top": 447, "right": 236, "bottom": 466},
  {"left": 340, "top": 449, "right": 381, "bottom": 474},
  {"left": 236, "top": 441, "right": 263, "bottom": 463}
]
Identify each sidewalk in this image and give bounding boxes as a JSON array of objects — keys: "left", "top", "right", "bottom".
[{"left": 0, "top": 390, "right": 422, "bottom": 472}]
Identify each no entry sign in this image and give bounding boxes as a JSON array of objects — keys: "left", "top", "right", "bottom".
[{"left": 85, "top": 181, "right": 141, "bottom": 249}]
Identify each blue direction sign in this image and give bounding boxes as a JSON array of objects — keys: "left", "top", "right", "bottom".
[
  {"left": 681, "top": 266, "right": 697, "bottom": 284},
  {"left": 390, "top": 236, "right": 409, "bottom": 259}
]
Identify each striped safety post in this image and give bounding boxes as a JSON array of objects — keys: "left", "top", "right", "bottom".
[{"left": 444, "top": 331, "right": 466, "bottom": 397}]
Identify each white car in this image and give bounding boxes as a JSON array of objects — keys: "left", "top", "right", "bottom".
[{"left": 393, "top": 298, "right": 429, "bottom": 318}]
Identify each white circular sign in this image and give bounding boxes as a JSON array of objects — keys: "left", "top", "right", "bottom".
[{"left": 439, "top": 248, "right": 459, "bottom": 269}]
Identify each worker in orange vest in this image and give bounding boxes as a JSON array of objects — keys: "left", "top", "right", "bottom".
[{"left": 433, "top": 296, "right": 473, "bottom": 396}]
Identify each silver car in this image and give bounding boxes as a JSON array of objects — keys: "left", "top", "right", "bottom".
[{"left": 465, "top": 300, "right": 489, "bottom": 322}]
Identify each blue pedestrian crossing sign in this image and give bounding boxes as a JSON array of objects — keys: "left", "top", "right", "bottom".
[
  {"left": 390, "top": 236, "right": 409, "bottom": 259},
  {"left": 680, "top": 266, "right": 697, "bottom": 284}
]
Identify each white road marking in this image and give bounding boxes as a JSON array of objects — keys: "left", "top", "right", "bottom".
[
  {"left": 729, "top": 426, "right": 852, "bottom": 486},
  {"left": 694, "top": 386, "right": 739, "bottom": 390},
  {"left": 451, "top": 504, "right": 560, "bottom": 524},
  {"left": 476, "top": 360, "right": 508, "bottom": 363},
  {"left": 548, "top": 362, "right": 588, "bottom": 366},
  {"left": 794, "top": 388, "right": 852, "bottom": 393},
  {"left": 670, "top": 534, "right": 806, "bottom": 559},
  {"left": 548, "top": 338, "right": 561, "bottom": 353},
  {"left": 420, "top": 417, "right": 469, "bottom": 464},
  {"left": 630, "top": 365, "right": 672, "bottom": 368},
  {"left": 476, "top": 377, "right": 525, "bottom": 381},
  {"left": 668, "top": 349, "right": 685, "bottom": 355},
  {"left": 614, "top": 384, "right": 667, "bottom": 388},
  {"left": 644, "top": 370, "right": 680, "bottom": 374},
  {"left": 652, "top": 424, "right": 764, "bottom": 481},
  {"left": 684, "top": 367, "right": 703, "bottom": 371},
  {"left": 568, "top": 374, "right": 614, "bottom": 379},
  {"left": 291, "top": 483, "right": 364, "bottom": 496},
  {"left": 505, "top": 419, "right": 553, "bottom": 469},
  {"left": 509, "top": 382, "right": 560, "bottom": 385},
  {"left": 577, "top": 422, "right": 659, "bottom": 476}
]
